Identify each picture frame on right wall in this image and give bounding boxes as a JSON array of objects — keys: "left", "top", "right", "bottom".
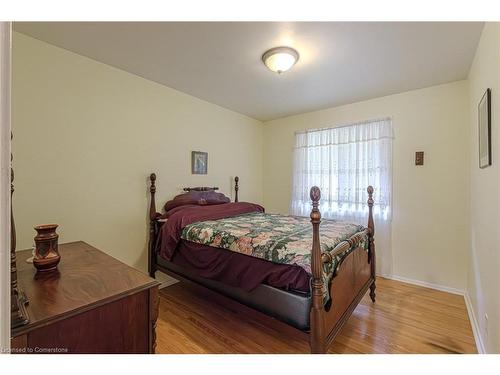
[{"left": 478, "top": 88, "right": 492, "bottom": 169}]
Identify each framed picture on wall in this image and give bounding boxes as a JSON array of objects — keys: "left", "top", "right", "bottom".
[
  {"left": 191, "top": 151, "right": 208, "bottom": 174},
  {"left": 478, "top": 88, "right": 492, "bottom": 169}
]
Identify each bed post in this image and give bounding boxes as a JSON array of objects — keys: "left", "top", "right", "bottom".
[
  {"left": 367, "top": 185, "right": 376, "bottom": 302},
  {"left": 234, "top": 176, "right": 239, "bottom": 203},
  {"left": 148, "top": 173, "right": 158, "bottom": 278},
  {"left": 309, "top": 186, "right": 326, "bottom": 354}
]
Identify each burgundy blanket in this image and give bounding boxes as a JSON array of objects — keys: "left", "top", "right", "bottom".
[
  {"left": 155, "top": 202, "right": 311, "bottom": 293},
  {"left": 170, "top": 240, "right": 310, "bottom": 293}
]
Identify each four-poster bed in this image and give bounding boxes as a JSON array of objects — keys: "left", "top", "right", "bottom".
[{"left": 147, "top": 173, "right": 376, "bottom": 353}]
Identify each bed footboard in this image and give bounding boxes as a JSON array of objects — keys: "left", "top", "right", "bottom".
[{"left": 309, "top": 186, "right": 376, "bottom": 353}]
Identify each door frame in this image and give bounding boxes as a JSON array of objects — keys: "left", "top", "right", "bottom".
[{"left": 0, "top": 21, "right": 12, "bottom": 353}]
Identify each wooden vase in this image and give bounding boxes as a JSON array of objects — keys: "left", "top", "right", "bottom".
[{"left": 33, "top": 224, "right": 61, "bottom": 272}]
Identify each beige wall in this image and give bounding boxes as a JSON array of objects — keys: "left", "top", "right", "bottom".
[
  {"left": 13, "top": 29, "right": 494, "bottom": 350},
  {"left": 11, "top": 32, "right": 264, "bottom": 273},
  {"left": 263, "top": 81, "right": 470, "bottom": 291},
  {"left": 0, "top": 22, "right": 12, "bottom": 351},
  {"left": 467, "top": 23, "right": 500, "bottom": 353}
]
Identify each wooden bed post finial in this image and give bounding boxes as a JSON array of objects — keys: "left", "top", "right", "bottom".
[
  {"left": 149, "top": 173, "right": 157, "bottom": 220},
  {"left": 150, "top": 173, "right": 156, "bottom": 190},
  {"left": 234, "top": 176, "right": 239, "bottom": 203},
  {"left": 367, "top": 185, "right": 374, "bottom": 237},
  {"left": 148, "top": 173, "right": 158, "bottom": 278},
  {"left": 367, "top": 185, "right": 376, "bottom": 303},
  {"left": 309, "top": 186, "right": 326, "bottom": 353},
  {"left": 310, "top": 186, "right": 322, "bottom": 288}
]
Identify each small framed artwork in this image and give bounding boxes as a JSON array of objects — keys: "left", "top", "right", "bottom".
[
  {"left": 478, "top": 88, "right": 492, "bottom": 169},
  {"left": 191, "top": 151, "right": 208, "bottom": 174}
]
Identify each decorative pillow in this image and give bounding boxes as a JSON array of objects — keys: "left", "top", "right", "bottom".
[{"left": 164, "top": 190, "right": 230, "bottom": 213}]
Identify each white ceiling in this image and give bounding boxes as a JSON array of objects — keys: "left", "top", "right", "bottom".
[{"left": 14, "top": 22, "right": 484, "bottom": 121}]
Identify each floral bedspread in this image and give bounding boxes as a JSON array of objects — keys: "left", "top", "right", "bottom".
[{"left": 181, "top": 212, "right": 368, "bottom": 303}]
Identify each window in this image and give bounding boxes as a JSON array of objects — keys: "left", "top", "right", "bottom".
[
  {"left": 291, "top": 117, "right": 393, "bottom": 220},
  {"left": 290, "top": 118, "right": 393, "bottom": 275}
]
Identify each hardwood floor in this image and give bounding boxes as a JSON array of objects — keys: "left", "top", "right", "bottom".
[{"left": 156, "top": 277, "right": 477, "bottom": 354}]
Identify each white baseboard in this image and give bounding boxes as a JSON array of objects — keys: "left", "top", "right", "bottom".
[
  {"left": 381, "top": 274, "right": 465, "bottom": 296},
  {"left": 159, "top": 279, "right": 178, "bottom": 289},
  {"left": 155, "top": 273, "right": 179, "bottom": 289},
  {"left": 464, "top": 292, "right": 486, "bottom": 354},
  {"left": 379, "top": 273, "right": 485, "bottom": 354}
]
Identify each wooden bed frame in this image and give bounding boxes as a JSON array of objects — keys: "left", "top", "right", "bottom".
[{"left": 147, "top": 173, "right": 376, "bottom": 354}]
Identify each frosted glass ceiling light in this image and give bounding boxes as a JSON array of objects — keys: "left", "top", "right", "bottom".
[{"left": 262, "top": 46, "right": 299, "bottom": 74}]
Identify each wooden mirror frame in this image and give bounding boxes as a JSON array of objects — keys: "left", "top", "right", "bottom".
[{"left": 10, "top": 133, "right": 29, "bottom": 328}]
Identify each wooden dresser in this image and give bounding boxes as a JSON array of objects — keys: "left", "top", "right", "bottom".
[{"left": 11, "top": 241, "right": 160, "bottom": 354}]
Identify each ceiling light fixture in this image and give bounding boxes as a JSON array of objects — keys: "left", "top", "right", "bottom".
[{"left": 262, "top": 46, "right": 299, "bottom": 74}]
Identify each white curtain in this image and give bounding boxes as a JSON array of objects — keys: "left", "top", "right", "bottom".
[{"left": 290, "top": 118, "right": 393, "bottom": 276}]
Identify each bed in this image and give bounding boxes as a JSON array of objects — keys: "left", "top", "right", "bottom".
[{"left": 147, "top": 173, "right": 376, "bottom": 353}]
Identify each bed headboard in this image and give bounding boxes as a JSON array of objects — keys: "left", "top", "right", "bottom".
[
  {"left": 148, "top": 174, "right": 240, "bottom": 221},
  {"left": 147, "top": 173, "right": 239, "bottom": 276},
  {"left": 182, "top": 176, "right": 238, "bottom": 201},
  {"left": 183, "top": 186, "right": 219, "bottom": 192}
]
